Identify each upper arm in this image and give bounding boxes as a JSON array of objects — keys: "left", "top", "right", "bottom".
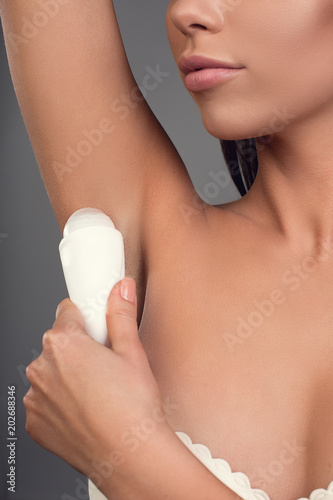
[
  {"left": 0, "top": 0, "right": 208, "bottom": 322},
  {"left": 0, "top": 0, "right": 155, "bottom": 228}
]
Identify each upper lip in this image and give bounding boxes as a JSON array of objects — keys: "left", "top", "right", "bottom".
[{"left": 178, "top": 54, "right": 244, "bottom": 75}]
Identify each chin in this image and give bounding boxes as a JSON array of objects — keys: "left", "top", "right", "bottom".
[
  {"left": 200, "top": 114, "right": 256, "bottom": 141},
  {"left": 197, "top": 102, "right": 267, "bottom": 142}
]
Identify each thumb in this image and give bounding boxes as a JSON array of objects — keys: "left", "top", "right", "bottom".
[{"left": 106, "top": 277, "right": 139, "bottom": 355}]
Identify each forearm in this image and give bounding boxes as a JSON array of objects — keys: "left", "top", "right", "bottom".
[{"left": 92, "top": 423, "right": 239, "bottom": 500}]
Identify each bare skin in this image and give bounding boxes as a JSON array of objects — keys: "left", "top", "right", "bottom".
[
  {"left": 140, "top": 1, "right": 333, "bottom": 498},
  {"left": 1, "top": 0, "right": 333, "bottom": 499},
  {"left": 139, "top": 202, "right": 333, "bottom": 500}
]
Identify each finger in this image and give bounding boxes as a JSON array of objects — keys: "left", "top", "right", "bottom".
[
  {"left": 52, "top": 298, "right": 85, "bottom": 334},
  {"left": 106, "top": 277, "right": 140, "bottom": 356}
]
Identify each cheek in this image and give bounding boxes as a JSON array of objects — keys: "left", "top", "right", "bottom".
[
  {"left": 235, "top": 1, "right": 333, "bottom": 120},
  {"left": 243, "top": 1, "right": 333, "bottom": 69}
]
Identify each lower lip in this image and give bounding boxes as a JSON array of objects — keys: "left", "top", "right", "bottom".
[{"left": 184, "top": 67, "right": 244, "bottom": 92}]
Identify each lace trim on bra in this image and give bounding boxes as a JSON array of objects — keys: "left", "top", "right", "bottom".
[{"left": 175, "top": 431, "right": 333, "bottom": 500}]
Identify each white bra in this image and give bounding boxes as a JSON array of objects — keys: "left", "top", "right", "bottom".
[{"left": 88, "top": 430, "right": 333, "bottom": 500}]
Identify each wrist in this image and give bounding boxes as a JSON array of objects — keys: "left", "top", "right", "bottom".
[
  {"left": 88, "top": 419, "right": 174, "bottom": 499},
  {"left": 90, "top": 420, "right": 238, "bottom": 500},
  {"left": 83, "top": 393, "right": 171, "bottom": 487}
]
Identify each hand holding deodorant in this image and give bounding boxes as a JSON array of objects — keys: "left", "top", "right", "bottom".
[{"left": 59, "top": 207, "right": 125, "bottom": 347}]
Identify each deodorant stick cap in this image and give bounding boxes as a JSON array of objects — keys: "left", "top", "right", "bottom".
[{"left": 63, "top": 208, "right": 115, "bottom": 237}]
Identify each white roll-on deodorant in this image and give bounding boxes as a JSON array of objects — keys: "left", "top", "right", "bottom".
[
  {"left": 59, "top": 207, "right": 125, "bottom": 499},
  {"left": 59, "top": 207, "right": 125, "bottom": 348}
]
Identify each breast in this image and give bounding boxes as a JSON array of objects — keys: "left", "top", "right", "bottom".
[{"left": 138, "top": 207, "right": 333, "bottom": 499}]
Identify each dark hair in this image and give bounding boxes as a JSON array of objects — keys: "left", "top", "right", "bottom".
[{"left": 220, "top": 138, "right": 259, "bottom": 197}]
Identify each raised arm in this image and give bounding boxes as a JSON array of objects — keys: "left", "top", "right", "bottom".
[{"left": 0, "top": 0, "right": 205, "bottom": 321}]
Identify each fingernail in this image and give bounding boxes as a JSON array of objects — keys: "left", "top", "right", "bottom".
[{"left": 120, "top": 278, "right": 136, "bottom": 304}]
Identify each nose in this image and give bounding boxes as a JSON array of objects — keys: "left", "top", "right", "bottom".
[{"left": 167, "top": 0, "right": 224, "bottom": 36}]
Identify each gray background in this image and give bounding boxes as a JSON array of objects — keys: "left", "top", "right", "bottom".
[{"left": 0, "top": 1, "right": 239, "bottom": 499}]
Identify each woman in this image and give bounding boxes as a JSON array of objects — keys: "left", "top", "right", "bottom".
[{"left": 1, "top": 0, "right": 332, "bottom": 499}]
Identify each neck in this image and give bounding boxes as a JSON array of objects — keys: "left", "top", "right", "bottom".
[{"left": 239, "top": 108, "right": 333, "bottom": 254}]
